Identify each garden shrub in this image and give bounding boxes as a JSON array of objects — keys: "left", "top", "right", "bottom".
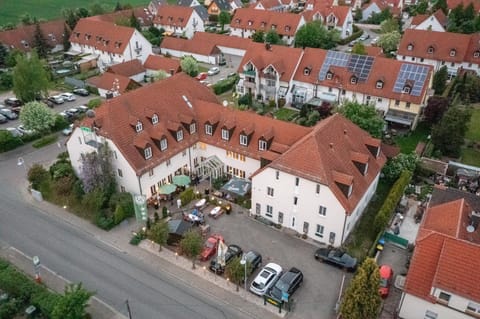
[
  {"left": 0, "top": 130, "right": 23, "bottom": 152},
  {"left": 0, "top": 299, "right": 22, "bottom": 318},
  {"left": 113, "top": 205, "right": 125, "bottom": 225},
  {"left": 108, "top": 192, "right": 134, "bottom": 217},
  {"left": 212, "top": 76, "right": 238, "bottom": 95},
  {"left": 32, "top": 134, "right": 57, "bottom": 148},
  {"left": 28, "top": 164, "right": 50, "bottom": 190},
  {"left": 180, "top": 187, "right": 195, "bottom": 206},
  {"left": 87, "top": 98, "right": 102, "bottom": 109},
  {"left": 95, "top": 213, "right": 115, "bottom": 230}
]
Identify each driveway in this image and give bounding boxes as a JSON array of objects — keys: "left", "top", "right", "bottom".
[
  {"left": 199, "top": 54, "right": 243, "bottom": 85},
  {"left": 195, "top": 205, "right": 351, "bottom": 319}
]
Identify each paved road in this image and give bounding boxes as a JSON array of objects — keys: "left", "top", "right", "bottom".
[{"left": 0, "top": 142, "right": 272, "bottom": 319}]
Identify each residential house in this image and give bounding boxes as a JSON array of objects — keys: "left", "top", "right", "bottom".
[
  {"left": 408, "top": 9, "right": 447, "bottom": 32},
  {"left": 302, "top": 1, "right": 354, "bottom": 38},
  {"left": 252, "top": 0, "right": 287, "bottom": 12},
  {"left": 153, "top": 5, "right": 204, "bottom": 38},
  {"left": 397, "top": 29, "right": 480, "bottom": 78},
  {"left": 66, "top": 73, "right": 385, "bottom": 246},
  {"left": 0, "top": 19, "right": 68, "bottom": 53},
  {"left": 87, "top": 8, "right": 155, "bottom": 29},
  {"left": 236, "top": 42, "right": 304, "bottom": 104},
  {"left": 69, "top": 18, "right": 152, "bottom": 70},
  {"left": 207, "top": 0, "right": 242, "bottom": 15},
  {"left": 361, "top": 0, "right": 402, "bottom": 21},
  {"left": 290, "top": 47, "right": 433, "bottom": 129},
  {"left": 106, "top": 59, "right": 146, "bottom": 83},
  {"left": 143, "top": 54, "right": 182, "bottom": 78},
  {"left": 86, "top": 72, "right": 142, "bottom": 98},
  {"left": 230, "top": 8, "right": 305, "bottom": 45},
  {"left": 177, "top": 0, "right": 210, "bottom": 23},
  {"left": 399, "top": 186, "right": 480, "bottom": 319}
]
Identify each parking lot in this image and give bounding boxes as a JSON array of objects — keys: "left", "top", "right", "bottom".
[{"left": 191, "top": 202, "right": 352, "bottom": 319}]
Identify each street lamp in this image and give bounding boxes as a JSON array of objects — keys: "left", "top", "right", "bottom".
[
  {"left": 17, "top": 157, "right": 26, "bottom": 171},
  {"left": 240, "top": 256, "right": 247, "bottom": 294}
]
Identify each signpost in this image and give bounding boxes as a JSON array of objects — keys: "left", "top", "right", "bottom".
[
  {"left": 32, "top": 256, "right": 41, "bottom": 283},
  {"left": 133, "top": 194, "right": 148, "bottom": 222}
]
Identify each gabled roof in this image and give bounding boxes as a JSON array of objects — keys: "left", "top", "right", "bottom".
[
  {"left": 70, "top": 18, "right": 135, "bottom": 54},
  {"left": 210, "top": 0, "right": 234, "bottom": 11},
  {"left": 362, "top": 0, "right": 401, "bottom": 15},
  {"left": 411, "top": 9, "right": 447, "bottom": 27},
  {"left": 0, "top": 19, "right": 68, "bottom": 52},
  {"left": 107, "top": 59, "right": 146, "bottom": 77},
  {"left": 398, "top": 29, "right": 473, "bottom": 63},
  {"left": 86, "top": 72, "right": 141, "bottom": 93},
  {"left": 153, "top": 5, "right": 194, "bottom": 28},
  {"left": 238, "top": 42, "right": 303, "bottom": 82},
  {"left": 87, "top": 7, "right": 155, "bottom": 28},
  {"left": 254, "top": 0, "right": 284, "bottom": 10},
  {"left": 266, "top": 113, "right": 386, "bottom": 213},
  {"left": 160, "top": 36, "right": 221, "bottom": 56},
  {"left": 143, "top": 55, "right": 181, "bottom": 73},
  {"left": 193, "top": 5, "right": 209, "bottom": 21},
  {"left": 303, "top": 5, "right": 351, "bottom": 26},
  {"left": 231, "top": 8, "right": 304, "bottom": 36}
]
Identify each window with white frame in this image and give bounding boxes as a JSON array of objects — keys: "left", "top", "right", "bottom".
[
  {"left": 117, "top": 169, "right": 123, "bottom": 177},
  {"left": 176, "top": 129, "right": 183, "bottom": 141},
  {"left": 135, "top": 121, "right": 143, "bottom": 132},
  {"left": 149, "top": 169, "right": 154, "bottom": 176},
  {"left": 120, "top": 186, "right": 125, "bottom": 192},
  {"left": 256, "top": 203, "right": 261, "bottom": 214},
  {"left": 295, "top": 177, "right": 299, "bottom": 186},
  {"left": 424, "top": 310, "right": 437, "bottom": 319},
  {"left": 221, "top": 129, "right": 229, "bottom": 140},
  {"left": 319, "top": 205, "right": 326, "bottom": 216},
  {"left": 326, "top": 72, "right": 333, "bottom": 79},
  {"left": 259, "top": 139, "right": 267, "bottom": 150},
  {"left": 294, "top": 197, "right": 298, "bottom": 205},
  {"left": 350, "top": 76, "right": 357, "bottom": 84},
  {"left": 144, "top": 146, "right": 152, "bottom": 159},
  {"left": 190, "top": 122, "right": 196, "bottom": 134},
  {"left": 278, "top": 212, "right": 283, "bottom": 224},
  {"left": 240, "top": 134, "right": 248, "bottom": 146},
  {"left": 205, "top": 124, "right": 213, "bottom": 135},
  {"left": 450, "top": 49, "right": 456, "bottom": 57},
  {"left": 474, "top": 51, "right": 480, "bottom": 58},
  {"left": 403, "top": 85, "right": 411, "bottom": 93},
  {"left": 438, "top": 292, "right": 451, "bottom": 303},
  {"left": 266, "top": 205, "right": 273, "bottom": 217},
  {"left": 303, "top": 222, "right": 309, "bottom": 234},
  {"left": 160, "top": 138, "right": 167, "bottom": 151},
  {"left": 315, "top": 224, "right": 324, "bottom": 238},
  {"left": 267, "top": 187, "right": 274, "bottom": 197},
  {"left": 316, "top": 184, "right": 320, "bottom": 194},
  {"left": 467, "top": 302, "right": 480, "bottom": 314},
  {"left": 152, "top": 114, "right": 159, "bottom": 124},
  {"left": 275, "top": 171, "right": 279, "bottom": 180},
  {"left": 427, "top": 46, "right": 434, "bottom": 54},
  {"left": 376, "top": 81, "right": 383, "bottom": 89}
]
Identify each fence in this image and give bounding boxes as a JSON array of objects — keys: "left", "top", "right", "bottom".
[
  {"left": 64, "top": 76, "right": 85, "bottom": 88},
  {"left": 382, "top": 231, "right": 409, "bottom": 249}
]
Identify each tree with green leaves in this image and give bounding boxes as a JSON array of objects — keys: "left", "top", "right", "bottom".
[
  {"left": 20, "top": 13, "right": 35, "bottom": 25},
  {"left": 115, "top": 1, "right": 123, "bottom": 11},
  {"left": 339, "top": 101, "right": 385, "bottom": 138},
  {"left": 365, "top": 9, "right": 392, "bottom": 24},
  {"left": 180, "top": 230, "right": 203, "bottom": 269},
  {"left": 180, "top": 56, "right": 199, "bottom": 77},
  {"left": 63, "top": 8, "right": 80, "bottom": 30},
  {"left": 431, "top": 106, "right": 471, "bottom": 157},
  {"left": 265, "top": 30, "right": 281, "bottom": 45},
  {"left": 51, "top": 283, "right": 93, "bottom": 319},
  {"left": 90, "top": 3, "right": 106, "bottom": 16},
  {"left": 340, "top": 258, "right": 382, "bottom": 319},
  {"left": 294, "top": 21, "right": 339, "bottom": 49},
  {"left": 218, "top": 11, "right": 231, "bottom": 31},
  {"left": 12, "top": 51, "right": 50, "bottom": 102},
  {"left": 148, "top": 221, "right": 170, "bottom": 251},
  {"left": 432, "top": 66, "right": 448, "bottom": 95},
  {"left": 5, "top": 49, "right": 22, "bottom": 68},
  {"left": 130, "top": 12, "right": 141, "bottom": 30},
  {"left": 423, "top": 96, "right": 449, "bottom": 125},
  {"left": 19, "top": 101, "right": 56, "bottom": 135},
  {"left": 0, "top": 42, "right": 8, "bottom": 68},
  {"left": 225, "top": 257, "right": 252, "bottom": 291},
  {"left": 432, "top": 0, "right": 448, "bottom": 14},
  {"left": 33, "top": 22, "right": 50, "bottom": 59},
  {"left": 382, "top": 152, "right": 419, "bottom": 182},
  {"left": 351, "top": 42, "right": 366, "bottom": 55},
  {"left": 251, "top": 30, "right": 265, "bottom": 43},
  {"left": 380, "top": 18, "right": 399, "bottom": 34},
  {"left": 377, "top": 31, "right": 401, "bottom": 54}
]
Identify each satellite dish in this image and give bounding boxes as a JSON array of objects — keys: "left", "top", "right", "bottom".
[
  {"left": 222, "top": 100, "right": 228, "bottom": 107},
  {"left": 86, "top": 110, "right": 96, "bottom": 118},
  {"left": 466, "top": 225, "right": 475, "bottom": 233}
]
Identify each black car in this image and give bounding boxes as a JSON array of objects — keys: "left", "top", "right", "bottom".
[
  {"left": 242, "top": 250, "right": 262, "bottom": 272},
  {"left": 4, "top": 98, "right": 23, "bottom": 107},
  {"left": 268, "top": 267, "right": 303, "bottom": 301},
  {"left": 209, "top": 244, "right": 243, "bottom": 275},
  {"left": 72, "top": 88, "right": 90, "bottom": 96},
  {"left": 314, "top": 248, "right": 357, "bottom": 271}
]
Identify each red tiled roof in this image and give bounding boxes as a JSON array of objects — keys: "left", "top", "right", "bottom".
[
  {"left": 107, "top": 59, "right": 146, "bottom": 77},
  {"left": 238, "top": 42, "right": 304, "bottom": 82},
  {"left": 303, "top": 5, "right": 351, "bottom": 25},
  {"left": 362, "top": 0, "right": 401, "bottom": 15},
  {"left": 412, "top": 9, "right": 447, "bottom": 27},
  {"left": 86, "top": 72, "right": 140, "bottom": 93},
  {"left": 153, "top": 5, "right": 194, "bottom": 28},
  {"left": 143, "top": 55, "right": 181, "bottom": 73},
  {"left": 87, "top": 7, "right": 155, "bottom": 27},
  {"left": 254, "top": 0, "right": 283, "bottom": 10},
  {"left": 0, "top": 19, "right": 68, "bottom": 52},
  {"left": 398, "top": 29, "right": 473, "bottom": 63},
  {"left": 70, "top": 18, "right": 135, "bottom": 55},
  {"left": 231, "top": 8, "right": 304, "bottom": 37},
  {"left": 364, "top": 46, "right": 384, "bottom": 57},
  {"left": 267, "top": 113, "right": 386, "bottom": 213},
  {"left": 160, "top": 36, "right": 221, "bottom": 56}
]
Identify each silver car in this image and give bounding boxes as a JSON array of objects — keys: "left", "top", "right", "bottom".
[{"left": 250, "top": 262, "right": 283, "bottom": 296}]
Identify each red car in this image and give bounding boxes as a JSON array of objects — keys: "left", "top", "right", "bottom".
[
  {"left": 379, "top": 265, "right": 394, "bottom": 298},
  {"left": 200, "top": 234, "right": 224, "bottom": 261},
  {"left": 196, "top": 72, "right": 208, "bottom": 81}
]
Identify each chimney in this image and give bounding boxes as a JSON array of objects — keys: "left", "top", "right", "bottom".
[
  {"left": 329, "top": 143, "right": 334, "bottom": 149},
  {"left": 344, "top": 129, "right": 347, "bottom": 135},
  {"left": 265, "top": 43, "right": 271, "bottom": 50}
]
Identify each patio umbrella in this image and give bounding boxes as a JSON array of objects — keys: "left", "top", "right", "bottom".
[
  {"left": 173, "top": 174, "right": 191, "bottom": 187},
  {"left": 158, "top": 184, "right": 177, "bottom": 195}
]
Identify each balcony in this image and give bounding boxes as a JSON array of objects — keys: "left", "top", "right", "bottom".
[{"left": 243, "top": 70, "right": 256, "bottom": 77}]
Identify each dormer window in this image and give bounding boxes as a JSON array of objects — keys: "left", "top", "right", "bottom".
[
  {"left": 135, "top": 121, "right": 143, "bottom": 132},
  {"left": 427, "top": 46, "right": 434, "bottom": 54},
  {"left": 407, "top": 43, "right": 413, "bottom": 51},
  {"left": 261, "top": 21, "right": 266, "bottom": 28},
  {"left": 144, "top": 146, "right": 152, "bottom": 159},
  {"left": 304, "top": 67, "right": 311, "bottom": 76},
  {"left": 205, "top": 124, "right": 213, "bottom": 135},
  {"left": 350, "top": 76, "right": 357, "bottom": 84},
  {"left": 376, "top": 80, "right": 384, "bottom": 89},
  {"left": 326, "top": 71, "right": 333, "bottom": 79},
  {"left": 221, "top": 128, "right": 229, "bottom": 141},
  {"left": 240, "top": 134, "right": 248, "bottom": 146},
  {"left": 403, "top": 85, "right": 411, "bottom": 94},
  {"left": 176, "top": 129, "right": 183, "bottom": 141},
  {"left": 152, "top": 114, "right": 159, "bottom": 125},
  {"left": 347, "top": 184, "right": 353, "bottom": 197},
  {"left": 474, "top": 51, "right": 480, "bottom": 58},
  {"left": 285, "top": 26, "right": 291, "bottom": 32},
  {"left": 160, "top": 138, "right": 168, "bottom": 151},
  {"left": 259, "top": 139, "right": 267, "bottom": 150},
  {"left": 235, "top": 18, "right": 240, "bottom": 24},
  {"left": 189, "top": 122, "right": 196, "bottom": 134},
  {"left": 450, "top": 49, "right": 456, "bottom": 57},
  {"left": 248, "top": 20, "right": 253, "bottom": 26},
  {"left": 271, "top": 24, "right": 276, "bottom": 30}
]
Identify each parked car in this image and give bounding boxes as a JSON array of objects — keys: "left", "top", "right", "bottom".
[
  {"left": 4, "top": 98, "right": 23, "bottom": 107},
  {"left": 207, "top": 67, "right": 220, "bottom": 76},
  {"left": 77, "top": 105, "right": 89, "bottom": 113},
  {"left": 371, "top": 37, "right": 379, "bottom": 45},
  {"left": 200, "top": 234, "right": 224, "bottom": 261},
  {"left": 59, "top": 111, "right": 73, "bottom": 122},
  {"left": 268, "top": 267, "right": 303, "bottom": 301},
  {"left": 66, "top": 108, "right": 80, "bottom": 117},
  {"left": 62, "top": 123, "right": 74, "bottom": 136},
  {"left": 242, "top": 250, "right": 262, "bottom": 273},
  {"left": 359, "top": 34, "right": 370, "bottom": 41},
  {"left": 379, "top": 265, "right": 394, "bottom": 298},
  {"left": 60, "top": 92, "right": 76, "bottom": 102},
  {"left": 5, "top": 127, "right": 23, "bottom": 137},
  {"left": 72, "top": 88, "right": 90, "bottom": 96},
  {"left": 0, "top": 108, "right": 18, "bottom": 120},
  {"left": 250, "top": 263, "right": 283, "bottom": 296},
  {"left": 17, "top": 125, "right": 35, "bottom": 135},
  {"left": 196, "top": 72, "right": 208, "bottom": 81},
  {"left": 209, "top": 244, "right": 243, "bottom": 275},
  {"left": 0, "top": 114, "right": 8, "bottom": 124},
  {"left": 314, "top": 248, "right": 357, "bottom": 271},
  {"left": 48, "top": 95, "right": 64, "bottom": 105},
  {"left": 42, "top": 99, "right": 54, "bottom": 108}
]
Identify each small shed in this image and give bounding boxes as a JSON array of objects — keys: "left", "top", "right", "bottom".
[{"left": 167, "top": 219, "right": 192, "bottom": 245}]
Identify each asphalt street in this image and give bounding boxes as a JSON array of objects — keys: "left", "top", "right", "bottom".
[{"left": 0, "top": 141, "right": 268, "bottom": 319}]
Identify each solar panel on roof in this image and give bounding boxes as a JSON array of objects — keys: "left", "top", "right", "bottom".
[
  {"left": 318, "top": 51, "right": 349, "bottom": 80},
  {"left": 393, "top": 63, "right": 429, "bottom": 97},
  {"left": 347, "top": 55, "right": 374, "bottom": 82}
]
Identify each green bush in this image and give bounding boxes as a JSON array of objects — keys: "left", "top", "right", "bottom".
[
  {"left": 95, "top": 214, "right": 115, "bottom": 230},
  {"left": 113, "top": 205, "right": 125, "bottom": 225},
  {"left": 52, "top": 115, "right": 69, "bottom": 131},
  {"left": 28, "top": 164, "right": 50, "bottom": 190},
  {"left": 87, "top": 98, "right": 102, "bottom": 109},
  {"left": 0, "top": 130, "right": 23, "bottom": 152},
  {"left": 0, "top": 299, "right": 22, "bottom": 318},
  {"left": 129, "top": 234, "right": 142, "bottom": 245},
  {"left": 212, "top": 76, "right": 238, "bottom": 95},
  {"left": 32, "top": 134, "right": 57, "bottom": 148},
  {"left": 108, "top": 192, "right": 134, "bottom": 217},
  {"left": 179, "top": 187, "right": 195, "bottom": 206}
]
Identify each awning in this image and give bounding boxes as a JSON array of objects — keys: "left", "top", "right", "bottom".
[
  {"left": 319, "top": 92, "right": 337, "bottom": 103},
  {"left": 221, "top": 178, "right": 251, "bottom": 197},
  {"left": 385, "top": 111, "right": 415, "bottom": 126}
]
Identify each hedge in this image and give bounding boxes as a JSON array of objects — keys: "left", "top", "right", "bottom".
[
  {"left": 212, "top": 76, "right": 238, "bottom": 95},
  {"left": 337, "top": 25, "right": 363, "bottom": 45},
  {"left": 373, "top": 170, "right": 412, "bottom": 234}
]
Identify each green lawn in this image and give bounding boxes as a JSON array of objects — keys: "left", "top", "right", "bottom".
[
  {"left": 461, "top": 147, "right": 480, "bottom": 167},
  {"left": 273, "top": 107, "right": 298, "bottom": 122},
  {"left": 466, "top": 106, "right": 480, "bottom": 141},
  {"left": 0, "top": 0, "right": 150, "bottom": 25},
  {"left": 393, "top": 122, "right": 431, "bottom": 154}
]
